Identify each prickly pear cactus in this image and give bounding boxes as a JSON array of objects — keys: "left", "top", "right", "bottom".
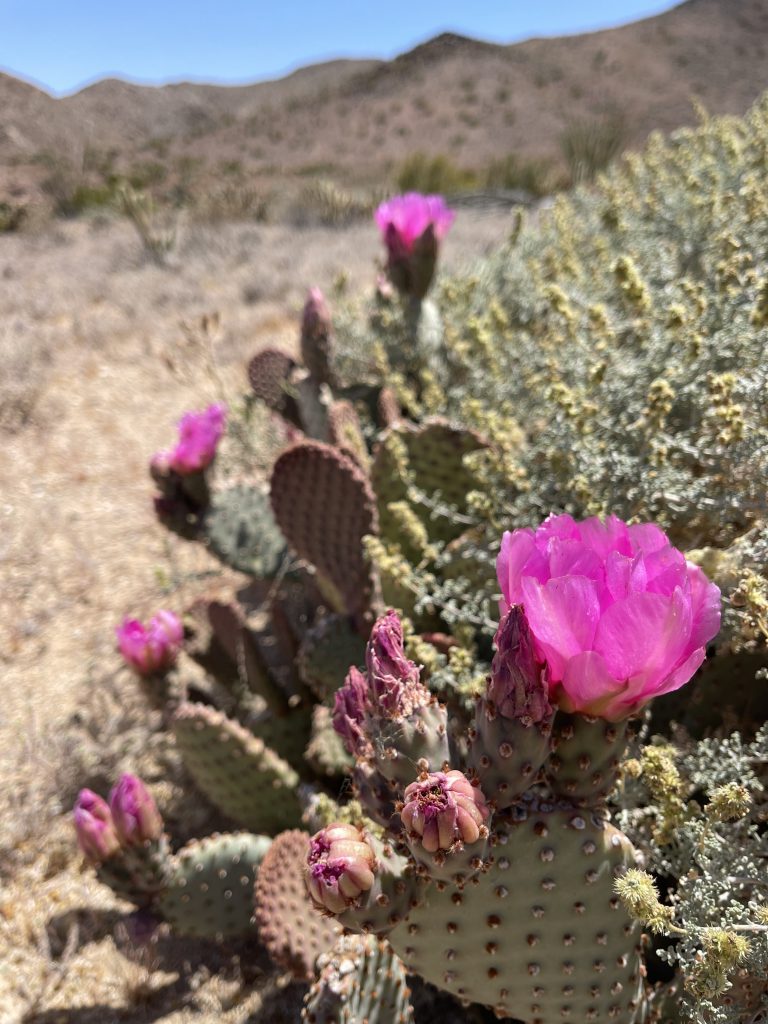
[
  {"left": 203, "top": 483, "right": 288, "bottom": 577},
  {"left": 158, "top": 831, "right": 272, "bottom": 938},
  {"left": 297, "top": 614, "right": 368, "bottom": 701},
  {"left": 247, "top": 346, "right": 299, "bottom": 422},
  {"left": 172, "top": 702, "right": 303, "bottom": 833},
  {"left": 270, "top": 439, "right": 380, "bottom": 618},
  {"left": 302, "top": 933, "right": 414, "bottom": 1024},
  {"left": 254, "top": 829, "right": 341, "bottom": 980}
]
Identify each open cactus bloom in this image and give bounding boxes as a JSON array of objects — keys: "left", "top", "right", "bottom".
[
  {"left": 109, "top": 773, "right": 163, "bottom": 846},
  {"left": 401, "top": 770, "right": 490, "bottom": 854},
  {"left": 374, "top": 192, "right": 455, "bottom": 300},
  {"left": 305, "top": 823, "right": 377, "bottom": 915},
  {"left": 74, "top": 789, "right": 120, "bottom": 862},
  {"left": 116, "top": 610, "right": 183, "bottom": 675},
  {"left": 497, "top": 513, "right": 722, "bottom": 721},
  {"left": 153, "top": 402, "right": 226, "bottom": 476}
]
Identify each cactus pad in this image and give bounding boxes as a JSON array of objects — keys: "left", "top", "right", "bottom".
[
  {"left": 372, "top": 420, "right": 487, "bottom": 549},
  {"left": 255, "top": 830, "right": 341, "bottom": 980},
  {"left": 297, "top": 614, "right": 368, "bottom": 701},
  {"left": 247, "top": 347, "right": 298, "bottom": 418},
  {"left": 302, "top": 934, "right": 414, "bottom": 1024},
  {"left": 388, "top": 806, "right": 643, "bottom": 1022},
  {"left": 328, "top": 399, "right": 369, "bottom": 469},
  {"left": 203, "top": 483, "right": 287, "bottom": 577},
  {"left": 270, "top": 440, "right": 379, "bottom": 617},
  {"left": 158, "top": 831, "right": 272, "bottom": 938},
  {"left": 172, "top": 702, "right": 302, "bottom": 833},
  {"left": 305, "top": 704, "right": 353, "bottom": 777}
]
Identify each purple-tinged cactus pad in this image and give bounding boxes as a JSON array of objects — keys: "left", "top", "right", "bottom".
[{"left": 255, "top": 829, "right": 341, "bottom": 980}]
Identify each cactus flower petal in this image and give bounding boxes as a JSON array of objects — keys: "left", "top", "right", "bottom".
[
  {"left": 154, "top": 402, "right": 226, "bottom": 476},
  {"left": 305, "top": 823, "right": 377, "bottom": 915},
  {"left": 116, "top": 610, "right": 183, "bottom": 675},
  {"left": 497, "top": 514, "right": 721, "bottom": 720},
  {"left": 402, "top": 770, "right": 490, "bottom": 854}
]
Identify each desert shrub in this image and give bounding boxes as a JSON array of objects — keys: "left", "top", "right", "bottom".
[
  {"left": 560, "top": 108, "right": 627, "bottom": 183},
  {"left": 289, "top": 179, "right": 382, "bottom": 227},
  {"left": 336, "top": 96, "right": 768, "bottom": 555},
  {"left": 191, "top": 182, "right": 270, "bottom": 223},
  {"left": 0, "top": 201, "right": 26, "bottom": 232},
  {"left": 483, "top": 153, "right": 554, "bottom": 196},
  {"left": 396, "top": 151, "right": 477, "bottom": 194}
]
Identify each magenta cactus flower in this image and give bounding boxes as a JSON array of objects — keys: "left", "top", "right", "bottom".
[
  {"left": 488, "top": 606, "right": 554, "bottom": 726},
  {"left": 74, "top": 789, "right": 120, "bottom": 862},
  {"left": 305, "top": 823, "right": 377, "bottom": 915},
  {"left": 374, "top": 192, "right": 455, "bottom": 300},
  {"left": 366, "top": 609, "right": 427, "bottom": 718},
  {"left": 155, "top": 403, "right": 226, "bottom": 476},
  {"left": 109, "top": 773, "right": 163, "bottom": 845},
  {"left": 116, "top": 610, "right": 183, "bottom": 675},
  {"left": 496, "top": 514, "right": 722, "bottom": 720},
  {"left": 375, "top": 193, "right": 455, "bottom": 253},
  {"left": 401, "top": 770, "right": 490, "bottom": 854}
]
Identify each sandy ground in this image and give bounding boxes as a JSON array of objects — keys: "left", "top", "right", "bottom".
[{"left": 0, "top": 209, "right": 511, "bottom": 1023}]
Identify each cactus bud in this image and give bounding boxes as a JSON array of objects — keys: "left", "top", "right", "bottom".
[
  {"left": 366, "top": 610, "right": 428, "bottom": 717},
  {"left": 116, "top": 610, "right": 183, "bottom": 675},
  {"left": 488, "top": 607, "right": 553, "bottom": 725},
  {"left": 306, "top": 823, "right": 377, "bottom": 915},
  {"left": 401, "top": 770, "right": 490, "bottom": 854},
  {"left": 153, "top": 402, "right": 226, "bottom": 477},
  {"left": 301, "top": 287, "right": 335, "bottom": 386},
  {"left": 74, "top": 789, "right": 120, "bottom": 862},
  {"left": 332, "top": 666, "right": 370, "bottom": 756},
  {"left": 109, "top": 774, "right": 163, "bottom": 845}
]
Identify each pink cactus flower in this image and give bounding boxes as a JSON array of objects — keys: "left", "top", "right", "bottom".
[
  {"left": 496, "top": 514, "right": 722, "bottom": 720},
  {"left": 401, "top": 770, "right": 490, "bottom": 854},
  {"left": 74, "top": 789, "right": 120, "bottom": 861},
  {"left": 375, "top": 193, "right": 455, "bottom": 253},
  {"left": 109, "top": 773, "right": 163, "bottom": 845},
  {"left": 305, "top": 823, "right": 376, "bottom": 915},
  {"left": 116, "top": 610, "right": 183, "bottom": 675},
  {"left": 156, "top": 403, "right": 226, "bottom": 476},
  {"left": 332, "top": 666, "right": 370, "bottom": 757}
]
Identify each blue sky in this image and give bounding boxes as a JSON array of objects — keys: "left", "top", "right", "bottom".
[{"left": 3, "top": 1, "right": 678, "bottom": 96}]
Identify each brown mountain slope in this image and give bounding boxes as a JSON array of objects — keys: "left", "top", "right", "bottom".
[{"left": 1, "top": 0, "right": 767, "bottom": 198}]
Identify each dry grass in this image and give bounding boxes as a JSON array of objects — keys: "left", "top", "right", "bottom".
[{"left": 0, "top": 209, "right": 509, "bottom": 1022}]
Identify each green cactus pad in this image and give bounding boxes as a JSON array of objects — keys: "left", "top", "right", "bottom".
[
  {"left": 247, "top": 706, "right": 314, "bottom": 777},
  {"left": 302, "top": 934, "right": 414, "bottom": 1024},
  {"left": 547, "top": 716, "right": 630, "bottom": 805},
  {"left": 297, "top": 614, "right": 367, "bottom": 701},
  {"left": 304, "top": 704, "right": 354, "bottom": 777},
  {"left": 158, "top": 831, "right": 272, "bottom": 939},
  {"left": 203, "top": 483, "right": 288, "bottom": 577},
  {"left": 270, "top": 440, "right": 380, "bottom": 617},
  {"left": 388, "top": 807, "right": 643, "bottom": 1023},
  {"left": 96, "top": 836, "right": 173, "bottom": 907},
  {"left": 172, "top": 702, "right": 302, "bottom": 833},
  {"left": 371, "top": 419, "right": 487, "bottom": 551},
  {"left": 255, "top": 829, "right": 341, "bottom": 980}
]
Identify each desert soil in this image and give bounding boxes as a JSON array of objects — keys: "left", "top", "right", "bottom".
[{"left": 0, "top": 209, "right": 511, "bottom": 1023}]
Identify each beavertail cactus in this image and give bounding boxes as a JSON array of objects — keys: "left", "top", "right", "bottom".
[
  {"left": 301, "top": 287, "right": 336, "bottom": 387},
  {"left": 305, "top": 519, "right": 722, "bottom": 1023}
]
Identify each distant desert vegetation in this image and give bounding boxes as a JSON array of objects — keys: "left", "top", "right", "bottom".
[{"left": 1, "top": 0, "right": 768, "bottom": 225}]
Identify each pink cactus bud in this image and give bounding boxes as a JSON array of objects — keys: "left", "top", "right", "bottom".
[
  {"left": 109, "top": 774, "right": 163, "bottom": 845},
  {"left": 153, "top": 403, "right": 226, "bottom": 476},
  {"left": 305, "top": 823, "right": 377, "bottom": 915},
  {"left": 401, "top": 770, "right": 490, "bottom": 854},
  {"left": 496, "top": 514, "right": 722, "bottom": 720},
  {"left": 488, "top": 606, "right": 554, "bottom": 726},
  {"left": 332, "top": 666, "right": 370, "bottom": 756},
  {"left": 116, "top": 610, "right": 183, "bottom": 675},
  {"left": 366, "top": 610, "right": 428, "bottom": 718},
  {"left": 74, "top": 789, "right": 120, "bottom": 862},
  {"left": 301, "top": 287, "right": 331, "bottom": 343}
]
